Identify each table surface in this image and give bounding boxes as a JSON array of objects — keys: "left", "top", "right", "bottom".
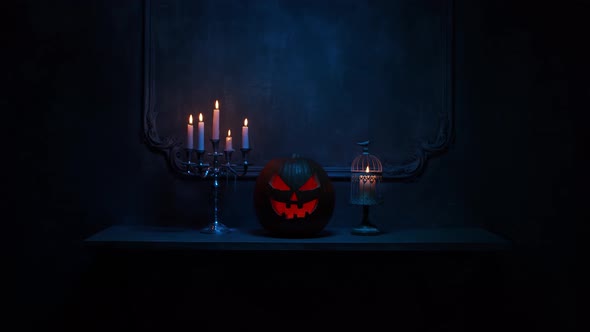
[{"left": 84, "top": 225, "right": 511, "bottom": 252}]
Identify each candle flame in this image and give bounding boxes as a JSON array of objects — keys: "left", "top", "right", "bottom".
[
  {"left": 244, "top": 118, "right": 248, "bottom": 127},
  {"left": 215, "top": 100, "right": 219, "bottom": 109},
  {"left": 198, "top": 113, "right": 203, "bottom": 122},
  {"left": 228, "top": 129, "right": 231, "bottom": 137},
  {"left": 189, "top": 114, "right": 193, "bottom": 125},
  {"left": 365, "top": 166, "right": 370, "bottom": 173}
]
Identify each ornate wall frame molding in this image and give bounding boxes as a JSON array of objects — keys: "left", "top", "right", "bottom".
[{"left": 142, "top": 0, "right": 454, "bottom": 180}]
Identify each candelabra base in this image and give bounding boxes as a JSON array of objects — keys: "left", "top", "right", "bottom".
[{"left": 200, "top": 222, "right": 232, "bottom": 234}]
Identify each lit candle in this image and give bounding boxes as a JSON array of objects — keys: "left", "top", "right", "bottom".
[
  {"left": 212, "top": 100, "right": 220, "bottom": 140},
  {"left": 359, "top": 166, "right": 376, "bottom": 203},
  {"left": 197, "top": 113, "right": 205, "bottom": 151},
  {"left": 242, "top": 118, "right": 249, "bottom": 149},
  {"left": 225, "top": 129, "right": 233, "bottom": 151},
  {"left": 187, "top": 114, "right": 194, "bottom": 150}
]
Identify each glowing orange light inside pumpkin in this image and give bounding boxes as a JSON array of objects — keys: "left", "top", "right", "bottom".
[
  {"left": 271, "top": 199, "right": 318, "bottom": 219},
  {"left": 299, "top": 174, "right": 319, "bottom": 191},
  {"left": 269, "top": 175, "right": 290, "bottom": 191},
  {"left": 268, "top": 174, "right": 321, "bottom": 218}
]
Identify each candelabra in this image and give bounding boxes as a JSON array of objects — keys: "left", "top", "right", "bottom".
[{"left": 181, "top": 139, "right": 252, "bottom": 234}]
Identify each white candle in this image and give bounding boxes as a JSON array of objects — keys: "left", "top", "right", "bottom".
[
  {"left": 187, "top": 114, "right": 194, "bottom": 149},
  {"left": 212, "top": 100, "right": 220, "bottom": 140},
  {"left": 359, "top": 166, "right": 376, "bottom": 202},
  {"left": 225, "top": 129, "right": 233, "bottom": 151},
  {"left": 197, "top": 113, "right": 205, "bottom": 151},
  {"left": 242, "top": 118, "right": 249, "bottom": 149}
]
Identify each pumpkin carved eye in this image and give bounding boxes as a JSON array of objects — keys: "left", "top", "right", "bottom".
[
  {"left": 269, "top": 174, "right": 320, "bottom": 191},
  {"left": 269, "top": 175, "right": 291, "bottom": 191},
  {"left": 299, "top": 174, "right": 319, "bottom": 191}
]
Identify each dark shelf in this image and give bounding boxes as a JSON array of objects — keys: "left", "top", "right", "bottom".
[{"left": 84, "top": 225, "right": 511, "bottom": 252}]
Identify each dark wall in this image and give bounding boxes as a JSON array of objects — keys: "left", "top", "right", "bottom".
[
  {"left": 11, "top": 0, "right": 579, "bottom": 331},
  {"left": 149, "top": 0, "right": 450, "bottom": 168}
]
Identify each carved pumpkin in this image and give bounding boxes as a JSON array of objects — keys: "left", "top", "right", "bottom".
[{"left": 254, "top": 155, "right": 335, "bottom": 237}]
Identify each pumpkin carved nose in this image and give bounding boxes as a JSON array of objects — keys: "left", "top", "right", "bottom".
[{"left": 290, "top": 192, "right": 298, "bottom": 201}]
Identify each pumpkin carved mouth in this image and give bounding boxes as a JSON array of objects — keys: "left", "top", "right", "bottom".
[{"left": 270, "top": 199, "right": 318, "bottom": 219}]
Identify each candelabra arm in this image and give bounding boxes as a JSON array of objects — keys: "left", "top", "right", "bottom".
[
  {"left": 182, "top": 148, "right": 197, "bottom": 175},
  {"left": 195, "top": 149, "right": 208, "bottom": 175},
  {"left": 227, "top": 165, "right": 239, "bottom": 177},
  {"left": 239, "top": 148, "right": 252, "bottom": 177}
]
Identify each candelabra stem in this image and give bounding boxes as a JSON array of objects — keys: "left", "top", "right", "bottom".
[{"left": 201, "top": 139, "right": 231, "bottom": 234}]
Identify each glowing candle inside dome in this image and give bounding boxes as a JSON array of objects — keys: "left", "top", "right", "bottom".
[{"left": 359, "top": 165, "right": 376, "bottom": 203}]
